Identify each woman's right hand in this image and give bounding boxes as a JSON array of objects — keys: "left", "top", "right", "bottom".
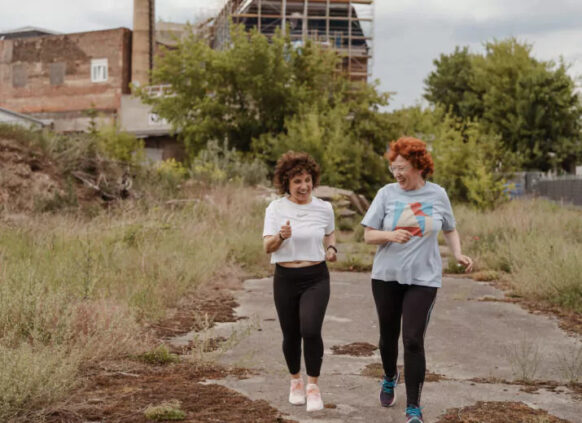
[
  {"left": 388, "top": 229, "right": 412, "bottom": 244},
  {"left": 279, "top": 220, "right": 292, "bottom": 240}
]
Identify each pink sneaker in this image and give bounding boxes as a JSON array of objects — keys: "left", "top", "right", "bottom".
[
  {"left": 305, "top": 383, "right": 324, "bottom": 411},
  {"left": 289, "top": 378, "right": 305, "bottom": 405}
]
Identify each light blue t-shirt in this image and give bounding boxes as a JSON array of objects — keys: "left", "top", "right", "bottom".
[{"left": 361, "top": 181, "right": 456, "bottom": 288}]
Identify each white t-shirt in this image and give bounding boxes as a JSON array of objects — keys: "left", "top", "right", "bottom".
[{"left": 263, "top": 196, "right": 335, "bottom": 264}]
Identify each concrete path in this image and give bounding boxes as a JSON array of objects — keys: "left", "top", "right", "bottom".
[{"left": 187, "top": 272, "right": 582, "bottom": 422}]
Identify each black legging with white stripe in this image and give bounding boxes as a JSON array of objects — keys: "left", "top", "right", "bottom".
[
  {"left": 372, "top": 279, "right": 437, "bottom": 407},
  {"left": 274, "top": 262, "right": 330, "bottom": 377}
]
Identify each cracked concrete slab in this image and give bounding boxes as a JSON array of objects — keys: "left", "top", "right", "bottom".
[{"left": 197, "top": 272, "right": 581, "bottom": 422}]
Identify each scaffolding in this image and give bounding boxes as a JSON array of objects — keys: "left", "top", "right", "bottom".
[{"left": 213, "top": 0, "right": 375, "bottom": 82}]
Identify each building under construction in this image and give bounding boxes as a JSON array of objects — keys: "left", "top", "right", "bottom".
[{"left": 213, "top": 0, "right": 374, "bottom": 82}]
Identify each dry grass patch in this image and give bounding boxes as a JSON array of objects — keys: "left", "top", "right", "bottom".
[
  {"left": 0, "top": 184, "right": 272, "bottom": 420},
  {"left": 455, "top": 199, "right": 582, "bottom": 315},
  {"left": 437, "top": 401, "right": 570, "bottom": 422}
]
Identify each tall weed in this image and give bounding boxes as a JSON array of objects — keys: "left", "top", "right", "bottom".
[
  {"left": 0, "top": 345, "right": 81, "bottom": 422},
  {"left": 455, "top": 198, "right": 582, "bottom": 312},
  {"left": 0, "top": 184, "right": 270, "bottom": 419}
]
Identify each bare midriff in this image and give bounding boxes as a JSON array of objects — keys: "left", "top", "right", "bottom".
[{"left": 278, "top": 260, "right": 322, "bottom": 268}]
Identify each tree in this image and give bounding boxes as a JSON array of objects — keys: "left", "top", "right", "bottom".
[
  {"left": 252, "top": 104, "right": 389, "bottom": 198},
  {"left": 424, "top": 46, "right": 484, "bottom": 120},
  {"left": 141, "top": 23, "right": 392, "bottom": 195},
  {"left": 424, "top": 38, "right": 582, "bottom": 171},
  {"left": 143, "top": 24, "right": 364, "bottom": 154},
  {"left": 381, "top": 105, "right": 517, "bottom": 209}
]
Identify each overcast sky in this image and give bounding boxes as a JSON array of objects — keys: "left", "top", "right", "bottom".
[{"left": 1, "top": 0, "right": 581, "bottom": 110}]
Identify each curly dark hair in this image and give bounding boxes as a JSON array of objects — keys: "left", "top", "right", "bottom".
[
  {"left": 273, "top": 151, "right": 321, "bottom": 195},
  {"left": 387, "top": 137, "right": 434, "bottom": 179}
]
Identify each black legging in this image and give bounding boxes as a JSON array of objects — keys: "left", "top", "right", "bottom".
[
  {"left": 273, "top": 262, "right": 330, "bottom": 377},
  {"left": 372, "top": 279, "right": 437, "bottom": 407}
]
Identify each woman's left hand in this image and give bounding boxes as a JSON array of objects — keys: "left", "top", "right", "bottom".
[
  {"left": 455, "top": 254, "right": 474, "bottom": 273},
  {"left": 326, "top": 249, "right": 337, "bottom": 262}
]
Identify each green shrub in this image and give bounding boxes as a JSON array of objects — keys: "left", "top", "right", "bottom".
[
  {"left": 137, "top": 344, "right": 179, "bottom": 365},
  {"left": 144, "top": 399, "right": 186, "bottom": 421},
  {"left": 190, "top": 139, "right": 268, "bottom": 186},
  {"left": 154, "top": 158, "right": 188, "bottom": 194},
  {"left": 95, "top": 125, "right": 145, "bottom": 164},
  {"left": 253, "top": 105, "right": 388, "bottom": 198},
  {"left": 431, "top": 112, "right": 512, "bottom": 210}
]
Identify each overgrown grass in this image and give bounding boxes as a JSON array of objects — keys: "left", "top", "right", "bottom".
[
  {"left": 144, "top": 399, "right": 186, "bottom": 421},
  {"left": 0, "top": 184, "right": 271, "bottom": 421},
  {"left": 454, "top": 198, "right": 582, "bottom": 313}
]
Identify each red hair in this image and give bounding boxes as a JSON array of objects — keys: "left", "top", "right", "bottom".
[{"left": 387, "top": 137, "right": 434, "bottom": 179}]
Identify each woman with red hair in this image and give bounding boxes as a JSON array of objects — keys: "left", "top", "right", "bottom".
[{"left": 361, "top": 137, "right": 473, "bottom": 423}]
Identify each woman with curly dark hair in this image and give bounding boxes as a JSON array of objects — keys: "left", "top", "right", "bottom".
[
  {"left": 263, "top": 151, "right": 337, "bottom": 412},
  {"left": 361, "top": 137, "right": 473, "bottom": 423}
]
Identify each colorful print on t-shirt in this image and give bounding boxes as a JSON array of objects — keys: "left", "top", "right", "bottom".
[{"left": 393, "top": 201, "right": 433, "bottom": 237}]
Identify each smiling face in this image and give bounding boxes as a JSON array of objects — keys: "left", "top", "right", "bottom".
[
  {"left": 288, "top": 170, "right": 313, "bottom": 204},
  {"left": 390, "top": 155, "right": 425, "bottom": 191}
]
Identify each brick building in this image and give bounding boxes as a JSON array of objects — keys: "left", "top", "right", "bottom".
[
  {"left": 0, "top": 1, "right": 374, "bottom": 159},
  {"left": 0, "top": 28, "right": 132, "bottom": 132}
]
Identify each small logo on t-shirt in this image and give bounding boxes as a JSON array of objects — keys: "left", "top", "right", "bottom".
[{"left": 393, "top": 201, "right": 433, "bottom": 236}]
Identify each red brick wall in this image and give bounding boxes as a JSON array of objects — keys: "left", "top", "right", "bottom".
[{"left": 0, "top": 28, "right": 132, "bottom": 115}]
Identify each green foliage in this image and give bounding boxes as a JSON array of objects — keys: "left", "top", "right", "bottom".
[
  {"left": 382, "top": 106, "right": 513, "bottom": 209},
  {"left": 431, "top": 112, "right": 512, "bottom": 209},
  {"left": 381, "top": 106, "right": 437, "bottom": 143},
  {"left": 424, "top": 38, "right": 582, "bottom": 172},
  {"left": 141, "top": 23, "right": 391, "bottom": 195},
  {"left": 154, "top": 158, "right": 188, "bottom": 194},
  {"left": 144, "top": 400, "right": 186, "bottom": 421},
  {"left": 424, "top": 46, "right": 484, "bottom": 119},
  {"left": 95, "top": 125, "right": 145, "bottom": 164},
  {"left": 252, "top": 105, "right": 389, "bottom": 198},
  {"left": 142, "top": 24, "right": 341, "bottom": 155},
  {"left": 137, "top": 344, "right": 179, "bottom": 365},
  {"left": 190, "top": 139, "right": 268, "bottom": 186}
]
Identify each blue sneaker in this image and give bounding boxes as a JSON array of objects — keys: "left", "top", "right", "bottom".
[
  {"left": 405, "top": 405, "right": 424, "bottom": 423},
  {"left": 379, "top": 372, "right": 399, "bottom": 407}
]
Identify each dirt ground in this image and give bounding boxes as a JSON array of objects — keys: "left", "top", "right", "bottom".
[
  {"left": 437, "top": 401, "right": 571, "bottom": 423},
  {"left": 44, "top": 360, "right": 296, "bottom": 423},
  {"left": 0, "top": 137, "right": 100, "bottom": 213},
  {"left": 42, "top": 270, "right": 297, "bottom": 423},
  {"left": 331, "top": 341, "right": 378, "bottom": 357}
]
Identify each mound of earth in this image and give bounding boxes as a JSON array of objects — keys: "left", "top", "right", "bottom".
[
  {"left": 0, "top": 136, "right": 119, "bottom": 214},
  {"left": 0, "top": 137, "right": 67, "bottom": 212}
]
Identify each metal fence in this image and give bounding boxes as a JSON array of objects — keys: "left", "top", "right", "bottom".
[
  {"left": 509, "top": 172, "right": 582, "bottom": 206},
  {"left": 532, "top": 177, "right": 582, "bottom": 206}
]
